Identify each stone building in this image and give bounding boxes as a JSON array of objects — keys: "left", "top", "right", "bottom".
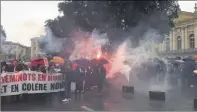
[
  {"left": 30, "top": 36, "right": 43, "bottom": 59},
  {"left": 157, "top": 3, "right": 197, "bottom": 58},
  {"left": 2, "top": 41, "right": 31, "bottom": 61}
]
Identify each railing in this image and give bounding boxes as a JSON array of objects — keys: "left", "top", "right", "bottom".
[{"left": 158, "top": 48, "right": 197, "bottom": 55}]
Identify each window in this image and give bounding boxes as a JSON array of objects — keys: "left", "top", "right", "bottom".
[
  {"left": 189, "top": 34, "right": 195, "bottom": 48},
  {"left": 166, "top": 38, "right": 170, "bottom": 51},
  {"left": 177, "top": 36, "right": 181, "bottom": 50}
]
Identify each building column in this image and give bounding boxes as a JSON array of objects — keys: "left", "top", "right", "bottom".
[
  {"left": 194, "top": 24, "right": 197, "bottom": 48},
  {"left": 181, "top": 27, "right": 185, "bottom": 49},
  {"left": 163, "top": 38, "right": 165, "bottom": 51},
  {"left": 172, "top": 29, "right": 176, "bottom": 50},
  {"left": 170, "top": 32, "right": 173, "bottom": 50},
  {"left": 185, "top": 27, "right": 189, "bottom": 49}
]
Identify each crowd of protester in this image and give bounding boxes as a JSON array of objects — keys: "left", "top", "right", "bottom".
[
  {"left": 1, "top": 59, "right": 107, "bottom": 103},
  {"left": 0, "top": 60, "right": 62, "bottom": 74},
  {"left": 62, "top": 62, "right": 106, "bottom": 101},
  {"left": 2, "top": 56, "right": 197, "bottom": 104},
  {"left": 135, "top": 57, "right": 197, "bottom": 89}
]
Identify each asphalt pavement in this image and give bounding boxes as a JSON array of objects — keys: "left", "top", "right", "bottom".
[{"left": 1, "top": 77, "right": 197, "bottom": 111}]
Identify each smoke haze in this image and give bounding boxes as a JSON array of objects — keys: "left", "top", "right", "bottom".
[{"left": 39, "top": 5, "right": 175, "bottom": 93}]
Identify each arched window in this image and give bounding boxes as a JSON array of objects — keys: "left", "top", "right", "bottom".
[
  {"left": 166, "top": 38, "right": 170, "bottom": 51},
  {"left": 177, "top": 36, "right": 182, "bottom": 50},
  {"left": 189, "top": 34, "right": 195, "bottom": 48}
]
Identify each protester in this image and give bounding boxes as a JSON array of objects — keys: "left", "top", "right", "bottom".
[
  {"left": 73, "top": 66, "right": 84, "bottom": 100},
  {"left": 62, "top": 63, "right": 73, "bottom": 102},
  {"left": 37, "top": 64, "right": 46, "bottom": 73},
  {"left": 97, "top": 65, "right": 106, "bottom": 95},
  {"left": 84, "top": 67, "right": 93, "bottom": 91},
  {"left": 12, "top": 60, "right": 17, "bottom": 72},
  {"left": 48, "top": 64, "right": 56, "bottom": 73},
  {"left": 181, "top": 59, "right": 196, "bottom": 89},
  {"left": 1, "top": 65, "right": 7, "bottom": 73},
  {"left": 171, "top": 63, "right": 181, "bottom": 86}
]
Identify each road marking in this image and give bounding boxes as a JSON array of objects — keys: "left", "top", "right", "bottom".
[{"left": 81, "top": 106, "right": 95, "bottom": 112}]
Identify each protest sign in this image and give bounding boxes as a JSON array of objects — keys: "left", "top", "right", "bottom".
[{"left": 0, "top": 71, "right": 65, "bottom": 96}]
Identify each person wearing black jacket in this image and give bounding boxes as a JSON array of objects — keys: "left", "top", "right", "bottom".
[
  {"left": 73, "top": 66, "right": 84, "bottom": 100},
  {"left": 97, "top": 65, "right": 106, "bottom": 94},
  {"left": 181, "top": 60, "right": 196, "bottom": 89},
  {"left": 62, "top": 63, "right": 73, "bottom": 102}
]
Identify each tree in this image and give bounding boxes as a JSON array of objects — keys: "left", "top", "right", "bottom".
[
  {"left": 1, "top": 25, "right": 6, "bottom": 37},
  {"left": 45, "top": 0, "right": 179, "bottom": 47}
]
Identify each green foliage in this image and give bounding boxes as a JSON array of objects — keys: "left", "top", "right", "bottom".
[
  {"left": 1, "top": 25, "right": 7, "bottom": 37},
  {"left": 46, "top": 0, "right": 179, "bottom": 39}
]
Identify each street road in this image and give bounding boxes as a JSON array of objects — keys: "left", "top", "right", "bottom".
[{"left": 1, "top": 76, "right": 197, "bottom": 111}]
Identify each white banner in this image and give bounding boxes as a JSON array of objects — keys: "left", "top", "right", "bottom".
[{"left": 0, "top": 71, "right": 66, "bottom": 96}]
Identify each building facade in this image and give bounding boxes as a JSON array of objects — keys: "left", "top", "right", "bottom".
[
  {"left": 2, "top": 41, "right": 31, "bottom": 61},
  {"left": 157, "top": 3, "right": 197, "bottom": 58},
  {"left": 31, "top": 37, "right": 43, "bottom": 59},
  {"left": 0, "top": 25, "right": 6, "bottom": 54}
]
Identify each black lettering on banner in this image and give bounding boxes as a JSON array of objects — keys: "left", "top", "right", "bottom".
[
  {"left": 11, "top": 84, "right": 19, "bottom": 92},
  {"left": 38, "top": 83, "right": 44, "bottom": 90},
  {"left": 22, "top": 83, "right": 26, "bottom": 91},
  {"left": 50, "top": 83, "right": 59, "bottom": 90},
  {"left": 44, "top": 84, "right": 47, "bottom": 90},
  {"left": 50, "top": 82, "right": 64, "bottom": 90},
  {"left": 1, "top": 85, "right": 7, "bottom": 93},
  {"left": 34, "top": 83, "right": 39, "bottom": 91},
  {"left": 27, "top": 83, "right": 31, "bottom": 91},
  {"left": 60, "top": 82, "right": 64, "bottom": 89},
  {"left": 22, "top": 83, "right": 48, "bottom": 91}
]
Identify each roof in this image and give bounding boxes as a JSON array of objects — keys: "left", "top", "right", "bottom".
[
  {"left": 30, "top": 36, "right": 42, "bottom": 41},
  {"left": 3, "top": 41, "right": 29, "bottom": 48},
  {"left": 173, "top": 11, "right": 196, "bottom": 23}
]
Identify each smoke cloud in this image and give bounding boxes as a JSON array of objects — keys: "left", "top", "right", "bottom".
[
  {"left": 39, "top": 28, "right": 109, "bottom": 60},
  {"left": 39, "top": 7, "right": 174, "bottom": 93},
  {"left": 69, "top": 29, "right": 109, "bottom": 60},
  {"left": 39, "top": 27, "right": 65, "bottom": 54}
]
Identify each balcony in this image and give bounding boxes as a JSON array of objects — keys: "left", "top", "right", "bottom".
[{"left": 158, "top": 48, "right": 197, "bottom": 56}]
